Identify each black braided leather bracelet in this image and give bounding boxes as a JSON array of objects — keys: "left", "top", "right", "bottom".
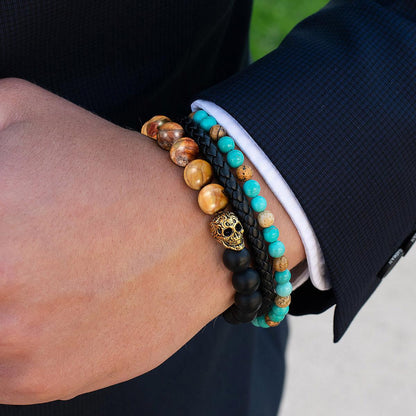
[{"left": 182, "top": 116, "right": 276, "bottom": 316}]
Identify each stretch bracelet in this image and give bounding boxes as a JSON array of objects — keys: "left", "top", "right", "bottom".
[
  {"left": 141, "top": 116, "right": 263, "bottom": 323},
  {"left": 181, "top": 116, "right": 276, "bottom": 317},
  {"left": 189, "top": 110, "right": 293, "bottom": 328}
]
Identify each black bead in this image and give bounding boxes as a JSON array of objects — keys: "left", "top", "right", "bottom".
[
  {"left": 223, "top": 248, "right": 251, "bottom": 272},
  {"left": 222, "top": 307, "right": 241, "bottom": 324},
  {"left": 234, "top": 291, "right": 262, "bottom": 312},
  {"left": 231, "top": 305, "right": 258, "bottom": 323},
  {"left": 232, "top": 268, "right": 260, "bottom": 294}
]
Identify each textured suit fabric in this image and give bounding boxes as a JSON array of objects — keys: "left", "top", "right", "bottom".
[
  {"left": 0, "top": 0, "right": 415, "bottom": 414},
  {"left": 199, "top": 0, "right": 416, "bottom": 341},
  {"left": 0, "top": 0, "right": 251, "bottom": 126}
]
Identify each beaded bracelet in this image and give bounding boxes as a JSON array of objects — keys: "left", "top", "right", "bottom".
[
  {"left": 141, "top": 116, "right": 263, "bottom": 323},
  {"left": 189, "top": 110, "right": 293, "bottom": 328},
  {"left": 181, "top": 116, "right": 275, "bottom": 317}
]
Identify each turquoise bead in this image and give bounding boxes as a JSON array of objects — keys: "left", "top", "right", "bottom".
[
  {"left": 276, "top": 281, "right": 293, "bottom": 297},
  {"left": 217, "top": 136, "right": 235, "bottom": 153},
  {"left": 243, "top": 179, "right": 261, "bottom": 198},
  {"left": 254, "top": 315, "right": 270, "bottom": 328},
  {"left": 268, "top": 313, "right": 284, "bottom": 323},
  {"left": 251, "top": 317, "right": 260, "bottom": 327},
  {"left": 251, "top": 195, "right": 267, "bottom": 212},
  {"left": 200, "top": 116, "right": 217, "bottom": 131},
  {"left": 268, "top": 312, "right": 284, "bottom": 323},
  {"left": 227, "top": 149, "right": 244, "bottom": 168},
  {"left": 263, "top": 225, "right": 279, "bottom": 243},
  {"left": 193, "top": 110, "right": 208, "bottom": 124},
  {"left": 269, "top": 305, "right": 289, "bottom": 322},
  {"left": 268, "top": 240, "right": 285, "bottom": 258},
  {"left": 275, "top": 269, "right": 291, "bottom": 284}
]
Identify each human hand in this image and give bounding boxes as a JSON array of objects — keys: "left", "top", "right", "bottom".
[{"left": 0, "top": 78, "right": 235, "bottom": 404}]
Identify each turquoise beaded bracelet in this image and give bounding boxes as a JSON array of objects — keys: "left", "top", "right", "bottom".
[{"left": 192, "top": 109, "right": 293, "bottom": 328}]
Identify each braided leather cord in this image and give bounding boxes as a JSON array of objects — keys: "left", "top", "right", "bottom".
[{"left": 182, "top": 117, "right": 275, "bottom": 316}]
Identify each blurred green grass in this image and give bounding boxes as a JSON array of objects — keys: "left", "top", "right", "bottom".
[{"left": 250, "top": 0, "right": 328, "bottom": 61}]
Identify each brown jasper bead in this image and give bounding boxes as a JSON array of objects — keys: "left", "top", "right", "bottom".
[
  {"left": 275, "top": 295, "right": 291, "bottom": 308},
  {"left": 184, "top": 159, "right": 213, "bottom": 190},
  {"left": 209, "top": 124, "right": 227, "bottom": 141},
  {"left": 235, "top": 165, "right": 253, "bottom": 182},
  {"left": 273, "top": 255, "right": 289, "bottom": 272},
  {"left": 258, "top": 210, "right": 275, "bottom": 228},
  {"left": 265, "top": 315, "right": 281, "bottom": 327},
  {"left": 189, "top": 111, "right": 196, "bottom": 119},
  {"left": 157, "top": 122, "right": 184, "bottom": 150},
  {"left": 141, "top": 115, "right": 170, "bottom": 139},
  {"left": 198, "top": 184, "right": 229, "bottom": 215},
  {"left": 169, "top": 137, "right": 199, "bottom": 167}
]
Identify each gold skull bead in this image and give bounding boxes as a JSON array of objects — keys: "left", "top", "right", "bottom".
[{"left": 209, "top": 211, "right": 245, "bottom": 251}]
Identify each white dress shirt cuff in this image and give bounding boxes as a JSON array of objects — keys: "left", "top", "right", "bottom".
[{"left": 192, "top": 99, "right": 331, "bottom": 291}]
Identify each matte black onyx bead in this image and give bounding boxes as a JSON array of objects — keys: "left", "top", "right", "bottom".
[
  {"left": 222, "top": 307, "right": 241, "bottom": 324},
  {"left": 234, "top": 291, "right": 262, "bottom": 313},
  {"left": 223, "top": 248, "right": 251, "bottom": 272},
  {"left": 232, "top": 268, "right": 260, "bottom": 294},
  {"left": 231, "top": 305, "right": 258, "bottom": 323}
]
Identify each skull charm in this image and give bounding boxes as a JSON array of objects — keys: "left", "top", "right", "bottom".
[{"left": 209, "top": 211, "right": 245, "bottom": 251}]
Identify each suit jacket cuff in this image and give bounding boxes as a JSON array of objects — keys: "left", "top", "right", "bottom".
[
  {"left": 192, "top": 99, "right": 331, "bottom": 292},
  {"left": 193, "top": 0, "right": 416, "bottom": 341}
]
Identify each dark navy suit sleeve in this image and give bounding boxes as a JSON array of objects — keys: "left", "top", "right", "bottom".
[{"left": 198, "top": 0, "right": 416, "bottom": 341}]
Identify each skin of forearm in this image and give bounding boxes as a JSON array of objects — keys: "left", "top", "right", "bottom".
[{"left": 0, "top": 78, "right": 304, "bottom": 404}]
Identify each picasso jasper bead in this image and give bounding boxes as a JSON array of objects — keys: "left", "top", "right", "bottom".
[
  {"left": 209, "top": 124, "right": 227, "bottom": 141},
  {"left": 235, "top": 164, "right": 253, "bottom": 182},
  {"left": 265, "top": 315, "right": 281, "bottom": 327},
  {"left": 257, "top": 210, "right": 274, "bottom": 228},
  {"left": 273, "top": 256, "right": 289, "bottom": 272},
  {"left": 141, "top": 115, "right": 171, "bottom": 139},
  {"left": 198, "top": 183, "right": 228, "bottom": 215},
  {"left": 183, "top": 159, "right": 213, "bottom": 190},
  {"left": 274, "top": 295, "right": 291, "bottom": 308},
  {"left": 157, "top": 122, "right": 184, "bottom": 150},
  {"left": 169, "top": 137, "right": 199, "bottom": 167}
]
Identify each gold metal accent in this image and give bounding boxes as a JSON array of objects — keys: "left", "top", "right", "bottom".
[{"left": 209, "top": 211, "right": 245, "bottom": 251}]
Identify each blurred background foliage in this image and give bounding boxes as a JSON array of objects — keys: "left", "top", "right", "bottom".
[{"left": 250, "top": 0, "right": 328, "bottom": 61}]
